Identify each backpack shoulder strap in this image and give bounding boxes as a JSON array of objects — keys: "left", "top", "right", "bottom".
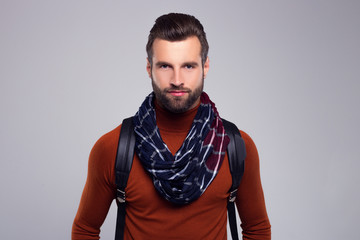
[
  {"left": 113, "top": 117, "right": 245, "bottom": 240},
  {"left": 114, "top": 117, "right": 136, "bottom": 240},
  {"left": 222, "top": 118, "right": 246, "bottom": 240}
]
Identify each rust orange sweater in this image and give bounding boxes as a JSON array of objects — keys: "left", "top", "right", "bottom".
[{"left": 72, "top": 102, "right": 271, "bottom": 239}]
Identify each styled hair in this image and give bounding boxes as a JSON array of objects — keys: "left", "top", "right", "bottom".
[{"left": 146, "top": 13, "right": 209, "bottom": 66}]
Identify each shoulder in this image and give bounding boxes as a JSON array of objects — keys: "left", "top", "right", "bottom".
[
  {"left": 239, "top": 130, "right": 258, "bottom": 155},
  {"left": 88, "top": 125, "right": 122, "bottom": 174},
  {"left": 222, "top": 118, "right": 259, "bottom": 158},
  {"left": 238, "top": 129, "right": 260, "bottom": 173},
  {"left": 91, "top": 125, "right": 121, "bottom": 157}
]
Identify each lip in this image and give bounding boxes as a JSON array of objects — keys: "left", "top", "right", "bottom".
[{"left": 168, "top": 90, "right": 188, "bottom": 97}]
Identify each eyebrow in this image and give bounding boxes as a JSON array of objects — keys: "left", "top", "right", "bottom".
[
  {"left": 154, "top": 61, "right": 200, "bottom": 67},
  {"left": 182, "top": 62, "right": 199, "bottom": 67},
  {"left": 154, "top": 61, "right": 171, "bottom": 67}
]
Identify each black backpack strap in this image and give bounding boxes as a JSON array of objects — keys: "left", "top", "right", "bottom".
[
  {"left": 114, "top": 117, "right": 136, "bottom": 240},
  {"left": 222, "top": 119, "right": 246, "bottom": 240},
  {"left": 113, "top": 117, "right": 245, "bottom": 239}
]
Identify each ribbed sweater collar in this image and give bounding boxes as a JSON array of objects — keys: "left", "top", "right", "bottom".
[{"left": 154, "top": 99, "right": 200, "bottom": 133}]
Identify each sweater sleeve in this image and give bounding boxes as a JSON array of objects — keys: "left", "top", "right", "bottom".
[
  {"left": 236, "top": 131, "right": 271, "bottom": 240},
  {"left": 71, "top": 127, "right": 120, "bottom": 240}
]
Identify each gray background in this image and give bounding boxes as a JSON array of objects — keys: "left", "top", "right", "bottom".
[{"left": 1, "top": 0, "right": 359, "bottom": 239}]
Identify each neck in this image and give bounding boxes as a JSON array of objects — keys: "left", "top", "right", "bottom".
[{"left": 154, "top": 100, "right": 200, "bottom": 133}]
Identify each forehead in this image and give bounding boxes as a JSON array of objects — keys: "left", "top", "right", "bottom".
[{"left": 151, "top": 36, "right": 202, "bottom": 63}]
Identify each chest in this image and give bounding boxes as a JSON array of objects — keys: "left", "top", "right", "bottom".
[
  {"left": 125, "top": 153, "right": 232, "bottom": 213},
  {"left": 126, "top": 128, "right": 232, "bottom": 207},
  {"left": 123, "top": 129, "right": 232, "bottom": 238}
]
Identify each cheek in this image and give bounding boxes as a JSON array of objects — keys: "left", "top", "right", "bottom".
[
  {"left": 184, "top": 70, "right": 203, "bottom": 85},
  {"left": 153, "top": 70, "right": 172, "bottom": 86}
]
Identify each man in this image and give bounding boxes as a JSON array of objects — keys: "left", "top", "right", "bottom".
[{"left": 72, "top": 13, "right": 271, "bottom": 239}]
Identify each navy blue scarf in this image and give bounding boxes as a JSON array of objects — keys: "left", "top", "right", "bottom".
[{"left": 133, "top": 92, "right": 229, "bottom": 204}]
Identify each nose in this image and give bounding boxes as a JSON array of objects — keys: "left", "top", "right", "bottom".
[{"left": 171, "top": 68, "right": 183, "bottom": 87}]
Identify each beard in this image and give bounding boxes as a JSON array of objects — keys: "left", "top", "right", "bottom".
[{"left": 152, "top": 79, "right": 204, "bottom": 114}]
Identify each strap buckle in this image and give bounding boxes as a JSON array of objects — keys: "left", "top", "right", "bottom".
[
  {"left": 229, "top": 189, "right": 238, "bottom": 202},
  {"left": 117, "top": 189, "right": 126, "bottom": 203}
]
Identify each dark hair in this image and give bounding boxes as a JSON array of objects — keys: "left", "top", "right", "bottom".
[{"left": 146, "top": 13, "right": 209, "bottom": 66}]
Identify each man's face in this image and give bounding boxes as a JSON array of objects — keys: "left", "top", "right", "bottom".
[{"left": 147, "top": 36, "right": 209, "bottom": 113}]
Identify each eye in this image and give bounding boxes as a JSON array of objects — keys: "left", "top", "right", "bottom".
[
  {"left": 160, "top": 64, "right": 169, "bottom": 69},
  {"left": 185, "top": 64, "right": 194, "bottom": 69}
]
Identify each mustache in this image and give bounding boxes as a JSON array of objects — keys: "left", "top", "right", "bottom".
[{"left": 164, "top": 86, "right": 191, "bottom": 92}]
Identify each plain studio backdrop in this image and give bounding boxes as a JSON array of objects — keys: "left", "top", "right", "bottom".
[{"left": 1, "top": 0, "right": 359, "bottom": 239}]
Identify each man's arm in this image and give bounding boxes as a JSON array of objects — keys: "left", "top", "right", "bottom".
[
  {"left": 236, "top": 131, "right": 271, "bottom": 240},
  {"left": 72, "top": 127, "right": 120, "bottom": 240}
]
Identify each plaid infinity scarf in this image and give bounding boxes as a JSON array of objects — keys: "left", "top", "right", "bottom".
[{"left": 133, "top": 92, "right": 229, "bottom": 204}]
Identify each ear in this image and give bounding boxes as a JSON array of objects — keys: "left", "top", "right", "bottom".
[
  {"left": 146, "top": 58, "right": 152, "bottom": 78},
  {"left": 203, "top": 57, "right": 210, "bottom": 78}
]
